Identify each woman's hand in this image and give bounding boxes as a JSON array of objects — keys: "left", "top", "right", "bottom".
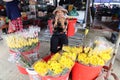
[
  {"left": 54, "top": 16, "right": 58, "bottom": 27},
  {"left": 59, "top": 17, "right": 66, "bottom": 26},
  {"left": 55, "top": 16, "right": 58, "bottom": 21}
]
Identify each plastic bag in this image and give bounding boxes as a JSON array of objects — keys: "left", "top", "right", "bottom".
[
  {"left": 26, "top": 68, "right": 41, "bottom": 80},
  {"left": 8, "top": 52, "right": 20, "bottom": 63},
  {"left": 93, "top": 36, "right": 114, "bottom": 51}
]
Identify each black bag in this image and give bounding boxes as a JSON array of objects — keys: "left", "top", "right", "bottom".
[{"left": 110, "top": 32, "right": 118, "bottom": 43}]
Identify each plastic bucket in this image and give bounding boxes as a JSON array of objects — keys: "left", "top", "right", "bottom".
[
  {"left": 9, "top": 43, "right": 40, "bottom": 63},
  {"left": 11, "top": 43, "right": 40, "bottom": 75},
  {"left": 48, "top": 19, "right": 53, "bottom": 35},
  {"left": 67, "top": 18, "right": 77, "bottom": 37},
  {"left": 72, "top": 62, "right": 102, "bottom": 80},
  {"left": 38, "top": 54, "right": 70, "bottom": 80},
  {"left": 43, "top": 54, "right": 54, "bottom": 62},
  {"left": 40, "top": 71, "right": 70, "bottom": 80},
  {"left": 16, "top": 64, "right": 28, "bottom": 75},
  {"left": 26, "top": 68, "right": 41, "bottom": 80},
  {"left": 21, "top": 42, "right": 40, "bottom": 55},
  {"left": 21, "top": 43, "right": 40, "bottom": 61},
  {"left": 9, "top": 43, "right": 40, "bottom": 55}
]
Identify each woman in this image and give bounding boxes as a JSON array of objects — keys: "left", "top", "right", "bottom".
[
  {"left": 50, "top": 6, "right": 68, "bottom": 53},
  {"left": 5, "top": 0, "right": 23, "bottom": 33}
]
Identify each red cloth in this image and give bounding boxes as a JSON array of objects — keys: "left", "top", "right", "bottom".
[
  {"left": 8, "top": 17, "right": 23, "bottom": 33},
  {"left": 11, "top": 17, "right": 23, "bottom": 31},
  {"left": 8, "top": 21, "right": 16, "bottom": 33}
]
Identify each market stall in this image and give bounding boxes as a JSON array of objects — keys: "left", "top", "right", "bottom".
[
  {"left": 1, "top": 0, "right": 120, "bottom": 80},
  {"left": 26, "top": 36, "right": 115, "bottom": 80}
]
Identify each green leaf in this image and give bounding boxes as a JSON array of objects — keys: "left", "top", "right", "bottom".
[
  {"left": 61, "top": 68, "right": 69, "bottom": 75},
  {"left": 46, "top": 70, "right": 54, "bottom": 76}
]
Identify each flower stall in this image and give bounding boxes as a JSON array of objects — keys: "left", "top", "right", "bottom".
[
  {"left": 4, "top": 24, "right": 114, "bottom": 80},
  {"left": 28, "top": 36, "right": 114, "bottom": 80}
]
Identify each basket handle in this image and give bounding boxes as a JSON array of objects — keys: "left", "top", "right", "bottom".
[{"left": 111, "top": 73, "right": 119, "bottom": 80}]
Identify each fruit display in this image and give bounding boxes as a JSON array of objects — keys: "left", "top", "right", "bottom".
[{"left": 34, "top": 53, "right": 75, "bottom": 76}]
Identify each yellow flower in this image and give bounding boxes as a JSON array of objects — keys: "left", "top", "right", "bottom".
[
  {"left": 34, "top": 60, "right": 48, "bottom": 76},
  {"left": 79, "top": 46, "right": 84, "bottom": 53},
  {"left": 78, "top": 53, "right": 87, "bottom": 62},
  {"left": 62, "top": 46, "right": 71, "bottom": 52},
  {"left": 84, "top": 47, "right": 91, "bottom": 53},
  {"left": 99, "top": 53, "right": 111, "bottom": 61},
  {"left": 62, "top": 52, "right": 77, "bottom": 61},
  {"left": 85, "top": 29, "right": 89, "bottom": 35},
  {"left": 82, "top": 58, "right": 90, "bottom": 65},
  {"left": 89, "top": 57, "right": 98, "bottom": 66},
  {"left": 59, "top": 55, "right": 74, "bottom": 69},
  {"left": 48, "top": 60, "right": 63, "bottom": 75},
  {"left": 50, "top": 53, "right": 61, "bottom": 61},
  {"left": 98, "top": 59, "right": 105, "bottom": 66}
]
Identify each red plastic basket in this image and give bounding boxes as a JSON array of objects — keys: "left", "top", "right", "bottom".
[
  {"left": 67, "top": 18, "right": 77, "bottom": 37},
  {"left": 43, "top": 54, "right": 54, "bottom": 62},
  {"left": 38, "top": 54, "right": 70, "bottom": 80},
  {"left": 41, "top": 71, "right": 70, "bottom": 80},
  {"left": 21, "top": 42, "right": 40, "bottom": 55},
  {"left": 16, "top": 64, "right": 28, "bottom": 75},
  {"left": 72, "top": 62, "right": 102, "bottom": 80},
  {"left": 10, "top": 43, "right": 40, "bottom": 75},
  {"left": 9, "top": 43, "right": 40, "bottom": 61},
  {"left": 47, "top": 18, "right": 77, "bottom": 37},
  {"left": 9, "top": 43, "right": 40, "bottom": 55},
  {"left": 48, "top": 19, "right": 53, "bottom": 35}
]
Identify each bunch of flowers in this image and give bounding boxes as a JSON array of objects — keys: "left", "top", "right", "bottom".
[
  {"left": 6, "top": 26, "right": 40, "bottom": 52},
  {"left": 34, "top": 53, "right": 75, "bottom": 76},
  {"left": 6, "top": 35, "right": 39, "bottom": 52},
  {"left": 62, "top": 42, "right": 113, "bottom": 66},
  {"left": 6, "top": 26, "right": 40, "bottom": 68},
  {"left": 77, "top": 47, "right": 113, "bottom": 66}
]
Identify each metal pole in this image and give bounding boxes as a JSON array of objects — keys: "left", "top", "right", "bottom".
[
  {"left": 105, "top": 31, "right": 120, "bottom": 79},
  {"left": 85, "top": 0, "right": 89, "bottom": 27},
  {"left": 53, "top": 0, "right": 58, "bottom": 7},
  {"left": 85, "top": 0, "right": 91, "bottom": 28}
]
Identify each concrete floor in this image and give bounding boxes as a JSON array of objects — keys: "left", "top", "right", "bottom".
[{"left": 0, "top": 28, "right": 120, "bottom": 80}]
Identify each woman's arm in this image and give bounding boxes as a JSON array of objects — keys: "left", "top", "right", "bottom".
[
  {"left": 60, "top": 18, "right": 68, "bottom": 32},
  {"left": 63, "top": 20, "right": 68, "bottom": 32},
  {"left": 52, "top": 16, "right": 58, "bottom": 31}
]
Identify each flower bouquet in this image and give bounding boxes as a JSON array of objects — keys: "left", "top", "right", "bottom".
[
  {"left": 6, "top": 26, "right": 40, "bottom": 52},
  {"left": 33, "top": 53, "right": 75, "bottom": 80},
  {"left": 62, "top": 37, "right": 113, "bottom": 66},
  {"left": 6, "top": 26, "right": 40, "bottom": 68},
  {"left": 62, "top": 37, "right": 114, "bottom": 80}
]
